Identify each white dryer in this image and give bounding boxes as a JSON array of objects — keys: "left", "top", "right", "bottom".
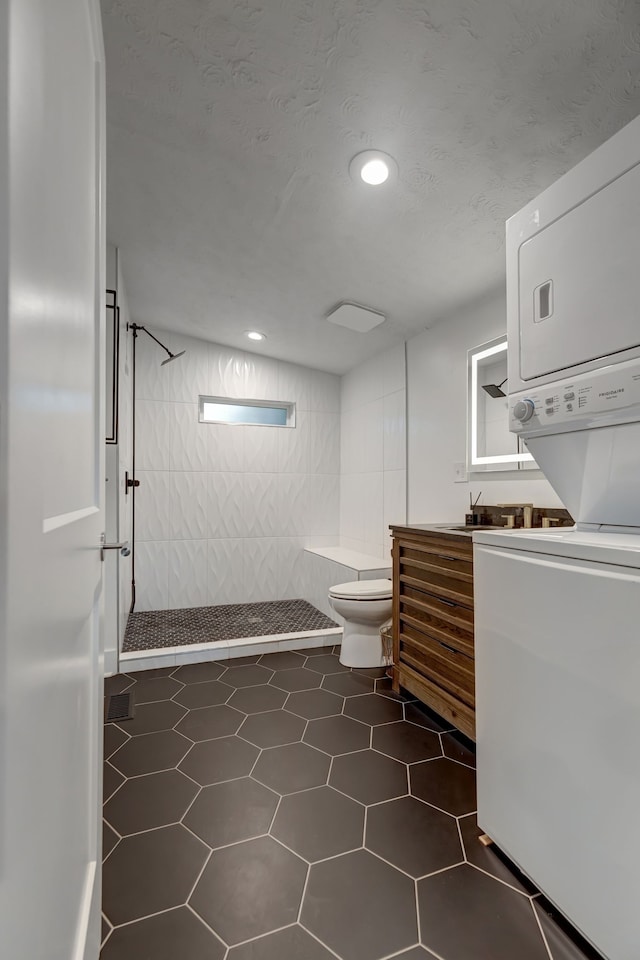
[{"left": 475, "top": 113, "right": 640, "bottom": 960}]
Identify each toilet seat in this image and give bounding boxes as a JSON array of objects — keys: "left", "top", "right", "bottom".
[{"left": 328, "top": 578, "right": 392, "bottom": 601}]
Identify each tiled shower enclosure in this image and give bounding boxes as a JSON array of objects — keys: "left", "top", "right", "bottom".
[{"left": 133, "top": 333, "right": 341, "bottom": 612}]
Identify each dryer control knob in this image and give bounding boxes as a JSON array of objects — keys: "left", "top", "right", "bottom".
[{"left": 513, "top": 399, "right": 535, "bottom": 423}]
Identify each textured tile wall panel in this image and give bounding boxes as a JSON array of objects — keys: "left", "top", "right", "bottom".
[
  {"left": 171, "top": 402, "right": 211, "bottom": 472},
  {"left": 243, "top": 474, "right": 281, "bottom": 539},
  {"left": 243, "top": 538, "right": 280, "bottom": 602},
  {"left": 136, "top": 400, "right": 173, "bottom": 471},
  {"left": 277, "top": 361, "right": 311, "bottom": 411},
  {"left": 134, "top": 338, "right": 169, "bottom": 401},
  {"left": 209, "top": 345, "right": 247, "bottom": 397},
  {"left": 278, "top": 475, "right": 308, "bottom": 537},
  {"left": 384, "top": 343, "right": 407, "bottom": 396},
  {"left": 308, "top": 412, "right": 340, "bottom": 475},
  {"left": 383, "top": 389, "right": 407, "bottom": 472},
  {"left": 277, "top": 537, "right": 305, "bottom": 599},
  {"left": 305, "top": 475, "right": 340, "bottom": 536},
  {"left": 383, "top": 468, "right": 407, "bottom": 552},
  {"left": 361, "top": 399, "right": 384, "bottom": 473},
  {"left": 208, "top": 538, "right": 245, "bottom": 605},
  {"left": 164, "top": 333, "right": 209, "bottom": 403},
  {"left": 340, "top": 474, "right": 362, "bottom": 542},
  {"left": 205, "top": 422, "right": 245, "bottom": 473},
  {"left": 244, "top": 424, "right": 279, "bottom": 473},
  {"left": 170, "top": 471, "right": 208, "bottom": 540},
  {"left": 360, "top": 473, "right": 384, "bottom": 554},
  {"left": 309, "top": 370, "right": 341, "bottom": 413},
  {"left": 135, "top": 540, "right": 169, "bottom": 611},
  {"left": 243, "top": 354, "right": 279, "bottom": 401},
  {"left": 277, "top": 413, "right": 309, "bottom": 474},
  {"left": 340, "top": 410, "right": 364, "bottom": 474},
  {"left": 207, "top": 472, "right": 246, "bottom": 539},
  {"left": 168, "top": 539, "right": 209, "bottom": 609},
  {"left": 135, "top": 471, "right": 172, "bottom": 542}
]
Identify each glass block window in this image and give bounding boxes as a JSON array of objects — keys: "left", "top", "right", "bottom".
[{"left": 199, "top": 396, "right": 295, "bottom": 427}]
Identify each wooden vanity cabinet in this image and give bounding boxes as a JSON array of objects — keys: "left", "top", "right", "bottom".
[{"left": 390, "top": 525, "right": 475, "bottom": 740}]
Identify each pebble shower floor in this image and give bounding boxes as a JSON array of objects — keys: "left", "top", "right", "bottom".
[{"left": 123, "top": 600, "right": 338, "bottom": 652}]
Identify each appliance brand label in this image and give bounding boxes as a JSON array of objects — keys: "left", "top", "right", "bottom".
[{"left": 599, "top": 388, "right": 625, "bottom": 397}]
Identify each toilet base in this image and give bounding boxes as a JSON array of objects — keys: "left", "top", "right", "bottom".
[{"left": 339, "top": 623, "right": 386, "bottom": 669}]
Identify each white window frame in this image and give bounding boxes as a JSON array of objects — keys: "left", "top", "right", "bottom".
[{"left": 198, "top": 395, "right": 296, "bottom": 428}]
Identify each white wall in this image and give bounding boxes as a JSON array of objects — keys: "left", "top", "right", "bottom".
[
  {"left": 134, "top": 332, "right": 340, "bottom": 611},
  {"left": 407, "top": 289, "right": 565, "bottom": 523},
  {"left": 339, "top": 343, "right": 407, "bottom": 561}
]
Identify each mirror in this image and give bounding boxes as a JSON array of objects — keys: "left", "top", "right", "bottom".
[{"left": 468, "top": 337, "right": 537, "bottom": 472}]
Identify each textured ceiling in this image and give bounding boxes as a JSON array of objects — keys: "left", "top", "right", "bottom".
[{"left": 102, "top": 0, "right": 640, "bottom": 374}]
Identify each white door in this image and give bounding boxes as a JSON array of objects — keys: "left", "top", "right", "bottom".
[{"left": 0, "top": 2, "right": 106, "bottom": 959}]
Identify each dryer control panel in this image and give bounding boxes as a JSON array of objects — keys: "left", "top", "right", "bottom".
[{"left": 510, "top": 357, "right": 640, "bottom": 434}]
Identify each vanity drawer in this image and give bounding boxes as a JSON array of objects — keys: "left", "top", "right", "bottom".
[
  {"left": 399, "top": 623, "right": 475, "bottom": 706},
  {"left": 401, "top": 583, "right": 474, "bottom": 632},
  {"left": 399, "top": 564, "right": 473, "bottom": 607},
  {"left": 397, "top": 663, "right": 476, "bottom": 740},
  {"left": 399, "top": 604, "right": 474, "bottom": 658},
  {"left": 398, "top": 539, "right": 473, "bottom": 576}
]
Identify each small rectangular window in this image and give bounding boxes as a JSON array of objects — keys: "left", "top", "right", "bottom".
[{"left": 199, "top": 396, "right": 295, "bottom": 427}]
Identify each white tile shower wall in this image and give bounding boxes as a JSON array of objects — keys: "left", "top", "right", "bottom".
[
  {"left": 339, "top": 343, "right": 407, "bottom": 560},
  {"left": 134, "top": 332, "right": 340, "bottom": 611}
]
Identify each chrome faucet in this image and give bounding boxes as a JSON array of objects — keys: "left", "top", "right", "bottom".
[{"left": 497, "top": 503, "right": 534, "bottom": 528}]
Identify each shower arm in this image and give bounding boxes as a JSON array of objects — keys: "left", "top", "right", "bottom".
[{"left": 129, "top": 322, "right": 174, "bottom": 362}]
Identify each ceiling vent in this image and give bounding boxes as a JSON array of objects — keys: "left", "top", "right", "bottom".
[{"left": 326, "top": 301, "right": 386, "bottom": 334}]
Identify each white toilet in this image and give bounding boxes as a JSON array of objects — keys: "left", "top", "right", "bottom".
[{"left": 328, "top": 579, "right": 393, "bottom": 668}]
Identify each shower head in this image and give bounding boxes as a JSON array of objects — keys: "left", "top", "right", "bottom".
[
  {"left": 161, "top": 350, "right": 186, "bottom": 366},
  {"left": 129, "top": 323, "right": 187, "bottom": 366},
  {"left": 482, "top": 378, "right": 507, "bottom": 399}
]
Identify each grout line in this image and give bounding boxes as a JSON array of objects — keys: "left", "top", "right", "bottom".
[
  {"left": 531, "top": 898, "right": 555, "bottom": 960},
  {"left": 184, "top": 843, "right": 214, "bottom": 902},
  {"left": 268, "top": 793, "right": 284, "bottom": 834},
  {"left": 414, "top": 877, "right": 422, "bottom": 950},
  {"left": 184, "top": 902, "right": 229, "bottom": 952},
  {"left": 298, "top": 923, "right": 343, "bottom": 960},
  {"left": 106, "top": 903, "right": 191, "bottom": 932},
  {"left": 180, "top": 782, "right": 203, "bottom": 820},
  {"left": 296, "top": 864, "right": 311, "bottom": 924},
  {"left": 466, "top": 861, "right": 536, "bottom": 899},
  {"left": 415, "top": 859, "right": 467, "bottom": 882},
  {"left": 226, "top": 922, "right": 298, "bottom": 953}
]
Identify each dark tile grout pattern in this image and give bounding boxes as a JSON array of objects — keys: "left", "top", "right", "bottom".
[
  {"left": 123, "top": 600, "right": 338, "bottom": 651},
  {"left": 101, "top": 646, "right": 598, "bottom": 960}
]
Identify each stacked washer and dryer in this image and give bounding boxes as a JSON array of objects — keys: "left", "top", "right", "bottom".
[{"left": 474, "top": 116, "right": 640, "bottom": 960}]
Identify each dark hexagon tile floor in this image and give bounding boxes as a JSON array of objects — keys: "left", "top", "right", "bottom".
[
  {"left": 417, "top": 864, "right": 550, "bottom": 960},
  {"left": 330, "top": 749, "right": 408, "bottom": 805},
  {"left": 190, "top": 835, "right": 307, "bottom": 945},
  {"left": 410, "top": 756, "right": 477, "bottom": 816},
  {"left": 303, "top": 714, "right": 370, "bottom": 755},
  {"left": 102, "top": 657, "right": 596, "bottom": 960},
  {"left": 100, "top": 906, "right": 225, "bottom": 960},
  {"left": 301, "top": 849, "right": 418, "bottom": 960},
  {"left": 184, "top": 777, "right": 278, "bottom": 849},
  {"left": 271, "top": 785, "right": 365, "bottom": 862},
  {"left": 179, "top": 735, "right": 259, "bottom": 785},
  {"left": 239, "top": 709, "right": 306, "bottom": 748}
]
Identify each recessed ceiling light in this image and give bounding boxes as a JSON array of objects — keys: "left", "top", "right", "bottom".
[
  {"left": 349, "top": 150, "right": 398, "bottom": 187},
  {"left": 245, "top": 331, "right": 266, "bottom": 341}
]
